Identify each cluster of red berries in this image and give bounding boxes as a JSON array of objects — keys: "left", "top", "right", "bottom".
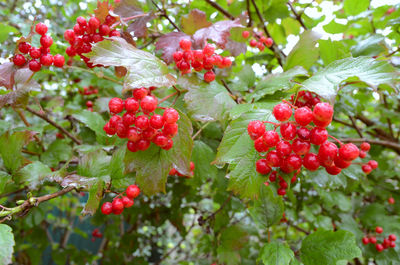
[
  {"left": 358, "top": 142, "right": 378, "bottom": 174},
  {"left": 101, "top": 184, "right": 140, "bottom": 215},
  {"left": 91, "top": 228, "right": 103, "bottom": 242},
  {"left": 79, "top": 86, "right": 99, "bottom": 95},
  {"left": 64, "top": 14, "right": 120, "bottom": 68},
  {"left": 246, "top": 31, "right": 273, "bottom": 52},
  {"left": 103, "top": 87, "right": 180, "bottom": 152},
  {"left": 290, "top": 90, "right": 321, "bottom": 108},
  {"left": 169, "top": 162, "right": 195, "bottom": 178},
  {"left": 173, "top": 39, "right": 232, "bottom": 83},
  {"left": 247, "top": 99, "right": 378, "bottom": 196},
  {"left": 13, "top": 22, "right": 65, "bottom": 72},
  {"left": 362, "top": 227, "right": 396, "bottom": 252}
]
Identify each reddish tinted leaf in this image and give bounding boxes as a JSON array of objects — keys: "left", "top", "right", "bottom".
[
  {"left": 155, "top": 32, "right": 191, "bottom": 64},
  {"left": 225, "top": 39, "right": 247, "bottom": 56},
  {"left": 115, "top": 66, "right": 127, "bottom": 78},
  {"left": 181, "top": 9, "right": 212, "bottom": 35},
  {"left": 114, "top": 0, "right": 142, "bottom": 19},
  {"left": 127, "top": 12, "right": 156, "bottom": 38},
  {"left": 193, "top": 20, "right": 243, "bottom": 48},
  {"left": 94, "top": 1, "right": 112, "bottom": 23},
  {"left": 0, "top": 63, "right": 16, "bottom": 90}
]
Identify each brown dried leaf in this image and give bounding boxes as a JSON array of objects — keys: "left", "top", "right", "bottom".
[
  {"left": 155, "top": 32, "right": 191, "bottom": 64},
  {"left": 193, "top": 19, "right": 243, "bottom": 48},
  {"left": 94, "top": 1, "right": 112, "bottom": 23},
  {"left": 181, "top": 9, "right": 212, "bottom": 35},
  {"left": 115, "top": 66, "right": 127, "bottom": 78}
]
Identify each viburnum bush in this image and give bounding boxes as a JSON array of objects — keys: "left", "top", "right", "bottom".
[{"left": 0, "top": 0, "right": 399, "bottom": 264}]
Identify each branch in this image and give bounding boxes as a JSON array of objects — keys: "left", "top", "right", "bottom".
[
  {"left": 348, "top": 116, "right": 363, "bottom": 138},
  {"left": 192, "top": 122, "right": 211, "bottom": 140},
  {"left": 25, "top": 106, "right": 82, "bottom": 145},
  {"left": 151, "top": 0, "right": 181, "bottom": 31},
  {"left": 246, "top": 0, "right": 253, "bottom": 26},
  {"left": 205, "top": 0, "right": 235, "bottom": 20},
  {"left": 221, "top": 79, "right": 240, "bottom": 103},
  {"left": 355, "top": 114, "right": 396, "bottom": 142},
  {"left": 199, "top": 193, "right": 233, "bottom": 225},
  {"left": 287, "top": 1, "right": 308, "bottom": 30},
  {"left": 340, "top": 138, "right": 400, "bottom": 153}
]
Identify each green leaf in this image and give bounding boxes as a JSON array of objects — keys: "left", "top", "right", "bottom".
[
  {"left": 217, "top": 225, "right": 248, "bottom": 265},
  {"left": 109, "top": 146, "right": 126, "bottom": 180},
  {"left": 284, "top": 31, "right": 321, "bottom": 71},
  {"left": 0, "top": 171, "right": 11, "bottom": 194},
  {"left": 82, "top": 180, "right": 104, "bottom": 216},
  {"left": 300, "top": 230, "right": 361, "bottom": 265},
  {"left": 247, "top": 67, "right": 308, "bottom": 102},
  {"left": 231, "top": 65, "right": 256, "bottom": 92},
  {"left": 77, "top": 150, "right": 111, "bottom": 180},
  {"left": 318, "top": 39, "right": 351, "bottom": 65},
  {"left": 0, "top": 23, "right": 19, "bottom": 43},
  {"left": 375, "top": 249, "right": 400, "bottom": 265},
  {"left": 259, "top": 241, "right": 295, "bottom": 265},
  {"left": 344, "top": 0, "right": 369, "bottom": 15},
  {"left": 192, "top": 141, "right": 218, "bottom": 181},
  {"left": 86, "top": 37, "right": 176, "bottom": 89},
  {"left": 248, "top": 185, "right": 284, "bottom": 227},
  {"left": 41, "top": 139, "right": 73, "bottom": 168},
  {"left": 351, "top": 35, "right": 387, "bottom": 57},
  {"left": 229, "top": 102, "right": 277, "bottom": 120},
  {"left": 72, "top": 110, "right": 109, "bottom": 144},
  {"left": 282, "top": 17, "right": 301, "bottom": 36},
  {"left": 0, "top": 224, "right": 15, "bottom": 265},
  {"left": 323, "top": 20, "right": 348, "bottom": 34},
  {"left": 0, "top": 131, "right": 34, "bottom": 174},
  {"left": 302, "top": 57, "right": 397, "bottom": 103},
  {"left": 15, "top": 161, "right": 52, "bottom": 189},
  {"left": 180, "top": 75, "right": 236, "bottom": 122}
]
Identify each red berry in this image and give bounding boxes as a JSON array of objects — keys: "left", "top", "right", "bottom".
[
  {"left": 122, "top": 112, "right": 136, "bottom": 127},
  {"left": 73, "top": 24, "right": 84, "bottom": 35},
  {"left": 140, "top": 95, "right": 158, "bottom": 113},
  {"left": 276, "top": 140, "right": 292, "bottom": 158},
  {"left": 262, "top": 130, "right": 280, "bottom": 147},
  {"left": 256, "top": 159, "right": 271, "bottom": 175},
  {"left": 242, "top": 31, "right": 250, "bottom": 38},
  {"left": 370, "top": 237, "right": 377, "bottom": 244},
  {"left": 35, "top": 22, "right": 48, "bottom": 35},
  {"left": 303, "top": 153, "right": 320, "bottom": 171},
  {"left": 313, "top": 117, "right": 332, "bottom": 128},
  {"left": 85, "top": 101, "right": 93, "bottom": 108},
  {"left": 179, "top": 39, "right": 192, "bottom": 51},
  {"left": 277, "top": 188, "right": 286, "bottom": 196},
  {"left": 362, "top": 237, "right": 369, "bottom": 245},
  {"left": 18, "top": 42, "right": 31, "bottom": 54},
  {"left": 126, "top": 184, "right": 141, "bottom": 199},
  {"left": 40, "top": 35, "right": 53, "bottom": 48},
  {"left": 121, "top": 196, "right": 134, "bottom": 208},
  {"left": 101, "top": 202, "right": 113, "bottom": 215},
  {"left": 212, "top": 55, "right": 223, "bottom": 67},
  {"left": 389, "top": 234, "right": 396, "bottom": 241},
  {"left": 127, "top": 141, "right": 138, "bottom": 152},
  {"left": 264, "top": 38, "right": 273, "bottom": 48},
  {"left": 109, "top": 115, "right": 122, "bottom": 128},
  {"left": 362, "top": 164, "right": 372, "bottom": 174},
  {"left": 112, "top": 198, "right": 124, "bottom": 212},
  {"left": 359, "top": 150, "right": 367, "bottom": 158},
  {"left": 221, "top": 57, "right": 232, "bottom": 68},
  {"left": 249, "top": 39, "right": 257, "bottom": 47},
  {"left": 64, "top": 29, "right": 75, "bottom": 42},
  {"left": 295, "top": 107, "right": 313, "bottom": 126},
  {"left": 105, "top": 15, "right": 117, "bottom": 25},
  {"left": 247, "top": 120, "right": 266, "bottom": 140},
  {"left": 29, "top": 48, "right": 41, "bottom": 59},
  {"left": 203, "top": 56, "right": 214, "bottom": 70},
  {"left": 169, "top": 168, "right": 177, "bottom": 175},
  {"left": 76, "top": 16, "right": 87, "bottom": 27},
  {"left": 390, "top": 241, "right": 396, "bottom": 248},
  {"left": 135, "top": 115, "right": 150, "bottom": 130},
  {"left": 109, "top": 30, "right": 120, "bottom": 37},
  {"left": 257, "top": 42, "right": 265, "bottom": 51},
  {"left": 13, "top": 54, "right": 26, "bottom": 66},
  {"left": 89, "top": 17, "right": 100, "bottom": 30},
  {"left": 183, "top": 50, "right": 193, "bottom": 62},
  {"left": 99, "top": 24, "right": 111, "bottom": 36},
  {"left": 203, "top": 44, "right": 215, "bottom": 56},
  {"left": 153, "top": 134, "right": 169, "bottom": 147},
  {"left": 127, "top": 128, "right": 140, "bottom": 142},
  {"left": 318, "top": 141, "right": 338, "bottom": 167},
  {"left": 163, "top": 108, "right": 179, "bottom": 124},
  {"left": 40, "top": 54, "right": 53, "bottom": 66},
  {"left": 204, "top": 71, "right": 216, "bottom": 83},
  {"left": 142, "top": 128, "right": 157, "bottom": 141},
  {"left": 280, "top": 122, "right": 297, "bottom": 140},
  {"left": 28, "top": 60, "right": 41, "bottom": 72},
  {"left": 283, "top": 154, "right": 302, "bottom": 173},
  {"left": 53, "top": 54, "right": 65, "bottom": 67},
  {"left": 388, "top": 197, "right": 395, "bottom": 204},
  {"left": 163, "top": 123, "right": 178, "bottom": 138},
  {"left": 273, "top": 103, "right": 292, "bottom": 121},
  {"left": 383, "top": 238, "right": 391, "bottom": 248},
  {"left": 279, "top": 180, "right": 288, "bottom": 189},
  {"left": 193, "top": 50, "right": 204, "bottom": 61},
  {"left": 292, "top": 139, "right": 310, "bottom": 155},
  {"left": 92, "top": 33, "right": 103, "bottom": 43},
  {"left": 310, "top": 127, "right": 328, "bottom": 145},
  {"left": 162, "top": 139, "right": 174, "bottom": 150},
  {"left": 125, "top": 97, "right": 139, "bottom": 113},
  {"left": 360, "top": 142, "right": 370, "bottom": 152},
  {"left": 103, "top": 122, "right": 116, "bottom": 135},
  {"left": 150, "top": 114, "right": 165, "bottom": 129},
  {"left": 116, "top": 123, "right": 128, "bottom": 138},
  {"left": 266, "top": 151, "right": 281, "bottom": 167},
  {"left": 254, "top": 137, "right": 269, "bottom": 152},
  {"left": 334, "top": 156, "right": 352, "bottom": 169},
  {"left": 259, "top": 36, "right": 267, "bottom": 43},
  {"left": 338, "top": 143, "right": 359, "bottom": 161},
  {"left": 269, "top": 171, "right": 277, "bottom": 182},
  {"left": 375, "top": 226, "right": 383, "bottom": 234},
  {"left": 109, "top": 98, "right": 124, "bottom": 114},
  {"left": 375, "top": 244, "right": 384, "bottom": 252},
  {"left": 313, "top": 102, "right": 333, "bottom": 123},
  {"left": 325, "top": 164, "right": 341, "bottom": 175},
  {"left": 173, "top": 51, "right": 183, "bottom": 62},
  {"left": 368, "top": 160, "right": 378, "bottom": 169}
]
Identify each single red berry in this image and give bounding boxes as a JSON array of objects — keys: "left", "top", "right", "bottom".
[
  {"left": 28, "top": 60, "right": 41, "bottom": 72},
  {"left": 89, "top": 16, "right": 100, "bottom": 30},
  {"left": 291, "top": 175, "right": 297, "bottom": 183},
  {"left": 183, "top": 50, "right": 193, "bottom": 62},
  {"left": 142, "top": 128, "right": 157, "bottom": 141},
  {"left": 389, "top": 234, "right": 397, "bottom": 241},
  {"left": 383, "top": 238, "right": 391, "bottom": 248},
  {"left": 362, "top": 164, "right": 372, "bottom": 174},
  {"left": 105, "top": 15, "right": 117, "bottom": 25},
  {"left": 264, "top": 38, "right": 273, "bottom": 48},
  {"left": 121, "top": 196, "right": 134, "bottom": 208},
  {"left": 193, "top": 50, "right": 204, "bottom": 61},
  {"left": 247, "top": 120, "right": 266, "bottom": 140},
  {"left": 163, "top": 108, "right": 179, "bottom": 124},
  {"left": 169, "top": 168, "right": 177, "bottom": 175},
  {"left": 212, "top": 55, "right": 223, "bottom": 67},
  {"left": 122, "top": 112, "right": 136, "bottom": 127},
  {"left": 18, "top": 42, "right": 31, "bottom": 54},
  {"left": 259, "top": 36, "right": 267, "bottom": 43},
  {"left": 375, "top": 226, "right": 383, "bottom": 234},
  {"left": 64, "top": 29, "right": 75, "bottom": 42},
  {"left": 310, "top": 127, "right": 328, "bottom": 145},
  {"left": 150, "top": 114, "right": 165, "bottom": 129},
  {"left": 295, "top": 107, "right": 313, "bottom": 126},
  {"left": 390, "top": 241, "right": 396, "bottom": 248},
  {"left": 135, "top": 115, "right": 150, "bottom": 130},
  {"left": 254, "top": 137, "right": 269, "bottom": 152},
  {"left": 280, "top": 122, "right": 297, "bottom": 140},
  {"left": 153, "top": 134, "right": 169, "bottom": 147},
  {"left": 257, "top": 42, "right": 265, "bottom": 51},
  {"left": 276, "top": 140, "right": 292, "bottom": 158},
  {"left": 76, "top": 16, "right": 87, "bottom": 27},
  {"left": 112, "top": 198, "right": 124, "bottom": 211},
  {"left": 292, "top": 139, "right": 310, "bottom": 155},
  {"left": 103, "top": 122, "right": 116, "bottom": 135},
  {"left": 85, "top": 100, "right": 93, "bottom": 108},
  {"left": 334, "top": 156, "right": 352, "bottom": 169},
  {"left": 173, "top": 51, "right": 183, "bottom": 62},
  {"left": 262, "top": 130, "right": 280, "bottom": 147},
  {"left": 40, "top": 35, "right": 53, "bottom": 48},
  {"left": 53, "top": 54, "right": 65, "bottom": 67},
  {"left": 127, "top": 141, "right": 138, "bottom": 152},
  {"left": 116, "top": 123, "right": 128, "bottom": 138},
  {"left": 266, "top": 150, "right": 281, "bottom": 167},
  {"left": 162, "top": 139, "right": 174, "bottom": 150},
  {"left": 163, "top": 123, "right": 178, "bottom": 138},
  {"left": 108, "top": 98, "right": 124, "bottom": 114},
  {"left": 318, "top": 141, "right": 338, "bottom": 167},
  {"left": 360, "top": 142, "right": 371, "bottom": 152},
  {"left": 109, "top": 115, "right": 122, "bottom": 128},
  {"left": 375, "top": 244, "right": 384, "bottom": 252},
  {"left": 35, "top": 22, "right": 48, "bottom": 35},
  {"left": 204, "top": 71, "right": 216, "bottom": 83},
  {"left": 283, "top": 154, "right": 302, "bottom": 173},
  {"left": 313, "top": 102, "right": 334, "bottom": 123},
  {"left": 141, "top": 95, "right": 158, "bottom": 113},
  {"left": 277, "top": 188, "right": 286, "bottom": 196},
  {"left": 126, "top": 184, "right": 141, "bottom": 199},
  {"left": 127, "top": 128, "right": 140, "bottom": 142},
  {"left": 73, "top": 24, "right": 84, "bottom": 35},
  {"left": 313, "top": 117, "right": 332, "bottom": 128},
  {"left": 388, "top": 197, "right": 395, "bottom": 204},
  {"left": 13, "top": 54, "right": 26, "bottom": 66},
  {"left": 242, "top": 31, "right": 250, "bottom": 38},
  {"left": 368, "top": 160, "right": 378, "bottom": 169},
  {"left": 92, "top": 33, "right": 103, "bottom": 43},
  {"left": 40, "top": 54, "right": 53, "bottom": 66},
  {"left": 370, "top": 237, "right": 377, "bottom": 244},
  {"left": 338, "top": 143, "right": 359, "bottom": 161},
  {"left": 99, "top": 24, "right": 111, "bottom": 36},
  {"left": 125, "top": 97, "right": 139, "bottom": 113},
  {"left": 249, "top": 39, "right": 257, "bottom": 47},
  {"left": 177, "top": 60, "right": 190, "bottom": 71},
  {"left": 109, "top": 30, "right": 120, "bottom": 37},
  {"left": 203, "top": 44, "right": 215, "bottom": 57},
  {"left": 359, "top": 150, "right": 367, "bottom": 158},
  {"left": 101, "top": 202, "right": 113, "bottom": 215},
  {"left": 29, "top": 48, "right": 41, "bottom": 59},
  {"left": 179, "top": 38, "right": 192, "bottom": 51},
  {"left": 303, "top": 153, "right": 320, "bottom": 171},
  {"left": 203, "top": 56, "right": 214, "bottom": 70},
  {"left": 325, "top": 164, "right": 341, "bottom": 175},
  {"left": 256, "top": 159, "right": 271, "bottom": 175},
  {"left": 362, "top": 237, "right": 370, "bottom": 245},
  {"left": 221, "top": 57, "right": 232, "bottom": 68},
  {"left": 269, "top": 171, "right": 277, "bottom": 182},
  {"left": 273, "top": 103, "right": 292, "bottom": 121},
  {"left": 279, "top": 180, "right": 288, "bottom": 189}
]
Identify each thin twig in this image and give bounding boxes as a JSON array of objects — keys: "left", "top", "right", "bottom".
[
  {"left": 221, "top": 79, "right": 239, "bottom": 103},
  {"left": 159, "top": 91, "right": 179, "bottom": 104},
  {"left": 287, "top": 1, "right": 308, "bottom": 30},
  {"left": 192, "top": 122, "right": 211, "bottom": 140},
  {"left": 246, "top": 0, "right": 253, "bottom": 26},
  {"left": 382, "top": 95, "right": 394, "bottom": 138},
  {"left": 205, "top": 0, "right": 235, "bottom": 20},
  {"left": 25, "top": 106, "right": 82, "bottom": 145},
  {"left": 151, "top": 0, "right": 181, "bottom": 31},
  {"left": 349, "top": 116, "right": 363, "bottom": 138}
]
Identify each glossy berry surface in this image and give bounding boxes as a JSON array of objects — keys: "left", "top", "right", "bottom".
[
  {"left": 273, "top": 103, "right": 292, "bottom": 121},
  {"left": 126, "top": 185, "right": 140, "bottom": 199}
]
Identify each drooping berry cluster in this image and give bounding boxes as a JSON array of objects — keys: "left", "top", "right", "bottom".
[
  {"left": 79, "top": 86, "right": 99, "bottom": 96},
  {"left": 290, "top": 90, "right": 321, "bottom": 108},
  {"left": 91, "top": 228, "right": 103, "bottom": 242},
  {"left": 169, "top": 162, "right": 195, "bottom": 178},
  {"left": 247, "top": 99, "right": 378, "bottom": 196},
  {"left": 101, "top": 184, "right": 140, "bottom": 215},
  {"left": 248, "top": 32, "right": 273, "bottom": 52},
  {"left": 13, "top": 22, "right": 65, "bottom": 72},
  {"left": 362, "top": 227, "right": 396, "bottom": 252},
  {"left": 103, "top": 87, "right": 180, "bottom": 152},
  {"left": 173, "top": 39, "right": 232, "bottom": 83},
  {"left": 64, "top": 14, "right": 120, "bottom": 68}
]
